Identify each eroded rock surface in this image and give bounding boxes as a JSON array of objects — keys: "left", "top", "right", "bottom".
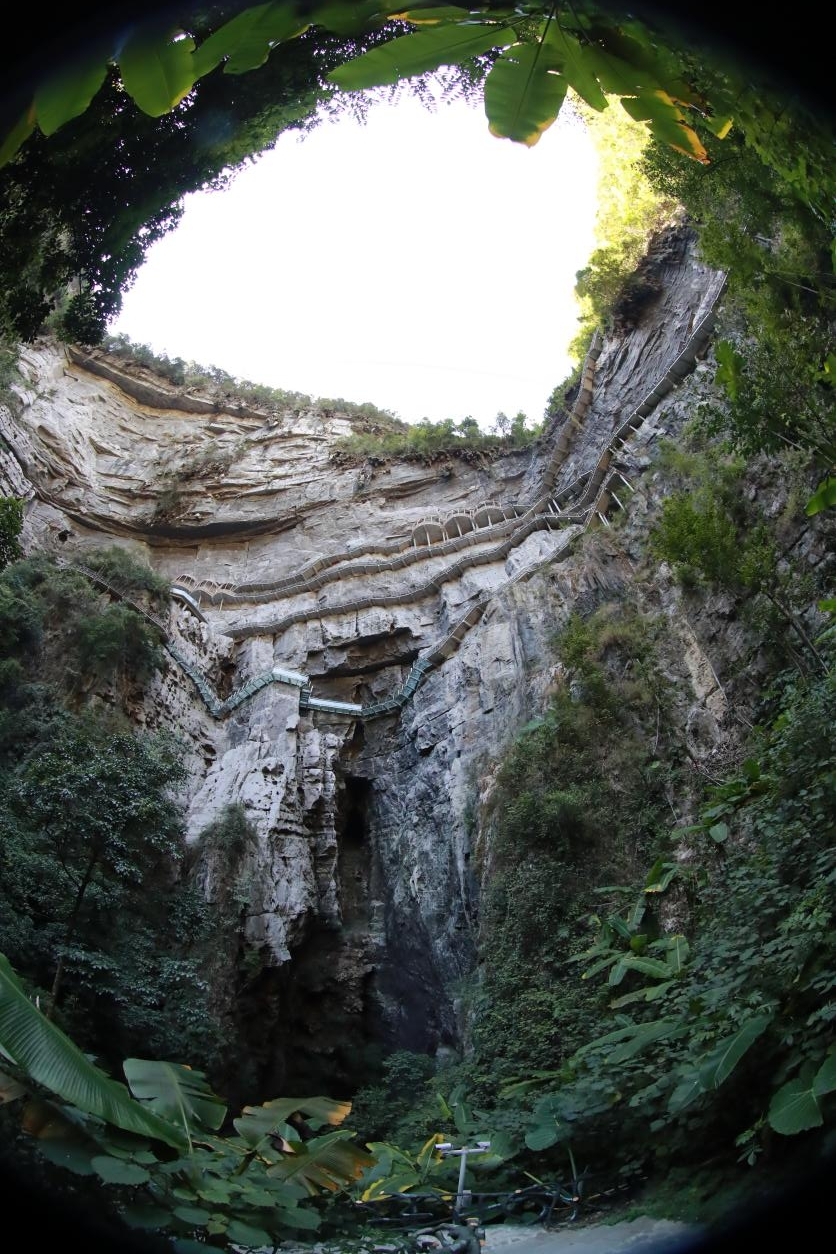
[{"left": 2, "top": 225, "right": 779, "bottom": 1091}]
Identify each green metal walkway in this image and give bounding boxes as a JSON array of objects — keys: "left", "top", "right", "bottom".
[{"left": 63, "top": 274, "right": 726, "bottom": 723}]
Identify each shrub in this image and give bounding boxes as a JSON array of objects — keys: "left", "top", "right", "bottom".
[
  {"left": 651, "top": 491, "right": 739, "bottom": 585},
  {"left": 82, "top": 544, "right": 169, "bottom": 598},
  {"left": 0, "top": 498, "right": 23, "bottom": 570},
  {"left": 69, "top": 603, "right": 164, "bottom": 685}
]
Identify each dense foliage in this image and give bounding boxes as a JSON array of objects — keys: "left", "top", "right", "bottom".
[
  {"left": 0, "top": 969, "right": 373, "bottom": 1249},
  {"left": 567, "top": 96, "right": 677, "bottom": 360},
  {"left": 0, "top": 1, "right": 832, "bottom": 1245},
  {"left": 0, "top": 552, "right": 228, "bottom": 1070},
  {"left": 638, "top": 59, "right": 834, "bottom": 478},
  {"left": 468, "top": 603, "right": 675, "bottom": 1091},
  {"left": 513, "top": 658, "right": 835, "bottom": 1170},
  {"left": 0, "top": 7, "right": 409, "bottom": 343},
  {"left": 0, "top": 497, "right": 23, "bottom": 570},
  {"left": 4, "top": 0, "right": 829, "bottom": 355}
]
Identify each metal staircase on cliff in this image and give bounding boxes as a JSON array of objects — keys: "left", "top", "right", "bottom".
[{"left": 62, "top": 270, "right": 727, "bottom": 722}]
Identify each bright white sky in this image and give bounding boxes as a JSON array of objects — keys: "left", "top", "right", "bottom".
[{"left": 109, "top": 89, "right": 599, "bottom": 430}]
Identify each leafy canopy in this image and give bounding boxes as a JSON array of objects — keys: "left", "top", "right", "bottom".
[{"left": 2, "top": 3, "right": 727, "bottom": 169}]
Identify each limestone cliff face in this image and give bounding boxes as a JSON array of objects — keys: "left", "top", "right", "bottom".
[{"left": 1, "top": 226, "right": 756, "bottom": 1092}]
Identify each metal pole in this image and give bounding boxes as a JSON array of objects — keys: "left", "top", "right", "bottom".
[
  {"left": 456, "top": 1152, "right": 468, "bottom": 1214},
  {"left": 437, "top": 1142, "right": 491, "bottom": 1216}
]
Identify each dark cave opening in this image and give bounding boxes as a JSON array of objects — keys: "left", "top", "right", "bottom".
[{"left": 338, "top": 774, "right": 373, "bottom": 930}]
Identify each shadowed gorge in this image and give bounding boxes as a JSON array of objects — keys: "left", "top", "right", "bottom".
[{"left": 0, "top": 4, "right": 833, "bottom": 1251}]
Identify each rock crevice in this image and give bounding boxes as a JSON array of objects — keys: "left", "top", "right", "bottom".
[{"left": 1, "top": 226, "right": 743, "bottom": 1090}]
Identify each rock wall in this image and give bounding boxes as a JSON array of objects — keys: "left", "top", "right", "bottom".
[{"left": 0, "top": 225, "right": 752, "bottom": 1093}]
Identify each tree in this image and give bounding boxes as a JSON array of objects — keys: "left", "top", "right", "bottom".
[
  {"left": 1, "top": 718, "right": 184, "bottom": 1017},
  {"left": 456, "top": 416, "right": 481, "bottom": 440},
  {"left": 0, "top": 497, "right": 23, "bottom": 569},
  {"left": 509, "top": 410, "right": 533, "bottom": 445},
  {"left": 0, "top": 553, "right": 166, "bottom": 709}
]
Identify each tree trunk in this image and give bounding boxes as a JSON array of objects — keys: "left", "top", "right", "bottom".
[{"left": 46, "top": 854, "right": 98, "bottom": 1020}]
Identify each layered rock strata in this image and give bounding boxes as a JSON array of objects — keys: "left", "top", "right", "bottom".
[{"left": 0, "top": 226, "right": 738, "bottom": 1090}]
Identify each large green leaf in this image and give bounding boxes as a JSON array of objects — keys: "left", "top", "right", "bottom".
[
  {"left": 314, "top": 1, "right": 399, "bottom": 33},
  {"left": 805, "top": 476, "right": 836, "bottom": 516},
  {"left": 453, "top": 1096, "right": 474, "bottom": 1134},
  {"left": 608, "top": 958, "right": 629, "bottom": 986},
  {"left": 698, "top": 1015, "right": 772, "bottom": 1091},
  {"left": 272, "top": 1204, "right": 321, "bottom": 1231},
  {"left": 627, "top": 894, "right": 647, "bottom": 930},
  {"left": 586, "top": 22, "right": 700, "bottom": 106},
  {"left": 618, "top": 955, "right": 673, "bottom": 980},
  {"left": 542, "top": 26, "right": 608, "bottom": 111},
  {"left": 768, "top": 1078, "right": 822, "bottom": 1134},
  {"left": 577, "top": 1023, "right": 647, "bottom": 1054},
  {"left": 92, "top": 1155, "right": 152, "bottom": 1185},
  {"left": 328, "top": 22, "right": 514, "bottom": 91},
  {"left": 621, "top": 90, "right": 708, "bottom": 164},
  {"left": 813, "top": 1053, "right": 836, "bottom": 1097},
  {"left": 524, "top": 1122, "right": 562, "bottom": 1151},
  {"left": 606, "top": 1018, "right": 686, "bottom": 1064},
  {"left": 123, "top": 1058, "right": 227, "bottom": 1142},
  {"left": 36, "top": 1137, "right": 98, "bottom": 1176},
  {"left": 226, "top": 1218, "right": 275, "bottom": 1246},
  {"left": 644, "top": 860, "right": 680, "bottom": 893},
  {"left": 607, "top": 913, "right": 633, "bottom": 940},
  {"left": 118, "top": 30, "right": 197, "bottom": 117},
  {"left": 173, "top": 1204, "right": 213, "bottom": 1224},
  {"left": 484, "top": 42, "right": 567, "bottom": 146},
  {"left": 578, "top": 44, "right": 645, "bottom": 97},
  {"left": 34, "top": 54, "right": 110, "bottom": 136},
  {"left": 524, "top": 1091, "right": 580, "bottom": 1151},
  {"left": 191, "top": 3, "right": 310, "bottom": 78},
  {"left": 664, "top": 936, "right": 690, "bottom": 973},
  {"left": 396, "top": 6, "right": 479, "bottom": 23},
  {"left": 267, "top": 1128, "right": 374, "bottom": 1194},
  {"left": 768, "top": 1056, "right": 836, "bottom": 1135},
  {"left": 667, "top": 1073, "right": 705, "bottom": 1115},
  {"left": 580, "top": 952, "right": 621, "bottom": 980},
  {"left": 233, "top": 1095, "right": 352, "bottom": 1146},
  {"left": 0, "top": 953, "right": 185, "bottom": 1149},
  {"left": 416, "top": 1131, "right": 443, "bottom": 1176},
  {"left": 610, "top": 980, "right": 674, "bottom": 1009}
]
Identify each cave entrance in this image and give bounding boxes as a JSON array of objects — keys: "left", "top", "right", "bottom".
[{"left": 338, "top": 774, "right": 373, "bottom": 930}]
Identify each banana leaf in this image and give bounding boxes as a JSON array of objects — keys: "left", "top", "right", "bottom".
[
  {"left": 329, "top": 21, "right": 514, "bottom": 90},
  {"left": 0, "top": 952, "right": 186, "bottom": 1149},
  {"left": 266, "top": 1128, "right": 375, "bottom": 1194},
  {"left": 233, "top": 1094, "right": 352, "bottom": 1145},
  {"left": 123, "top": 1058, "right": 227, "bottom": 1145}
]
